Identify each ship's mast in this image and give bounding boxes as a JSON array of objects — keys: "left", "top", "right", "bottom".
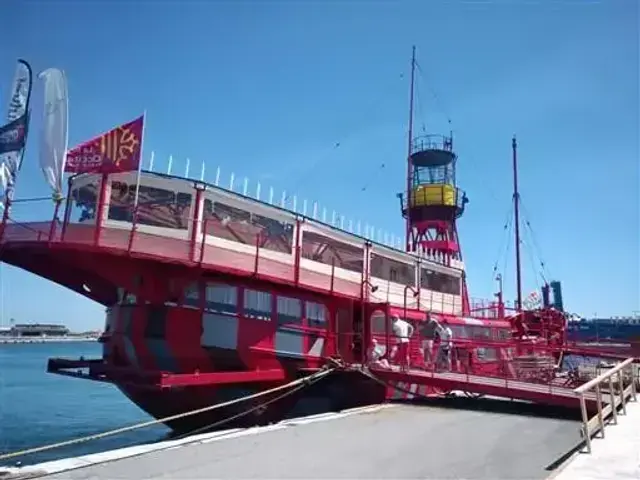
[
  {"left": 405, "top": 45, "right": 416, "bottom": 251},
  {"left": 512, "top": 135, "right": 523, "bottom": 311}
]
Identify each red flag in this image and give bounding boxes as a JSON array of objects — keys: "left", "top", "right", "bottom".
[{"left": 65, "top": 115, "right": 144, "bottom": 174}]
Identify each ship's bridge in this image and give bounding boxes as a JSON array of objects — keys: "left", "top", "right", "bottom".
[{"left": 403, "top": 134, "right": 467, "bottom": 222}]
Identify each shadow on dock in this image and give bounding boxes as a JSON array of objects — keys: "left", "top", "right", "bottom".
[{"left": 398, "top": 395, "right": 584, "bottom": 421}]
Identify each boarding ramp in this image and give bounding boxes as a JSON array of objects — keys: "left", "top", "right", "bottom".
[{"left": 364, "top": 335, "right": 639, "bottom": 410}]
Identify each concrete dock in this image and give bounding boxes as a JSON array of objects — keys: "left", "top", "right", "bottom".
[
  {"left": 551, "top": 396, "right": 640, "bottom": 480},
  {"left": 4, "top": 396, "right": 638, "bottom": 479}
]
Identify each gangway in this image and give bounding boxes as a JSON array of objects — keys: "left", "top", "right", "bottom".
[
  {"left": 353, "top": 303, "right": 639, "bottom": 411},
  {"left": 369, "top": 365, "right": 601, "bottom": 408}
]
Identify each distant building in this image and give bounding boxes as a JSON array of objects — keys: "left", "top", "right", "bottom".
[{"left": 6, "top": 324, "right": 70, "bottom": 337}]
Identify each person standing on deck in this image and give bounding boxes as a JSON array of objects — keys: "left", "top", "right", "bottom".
[
  {"left": 391, "top": 315, "right": 414, "bottom": 370},
  {"left": 433, "top": 317, "right": 453, "bottom": 371},
  {"left": 420, "top": 314, "right": 436, "bottom": 367}
]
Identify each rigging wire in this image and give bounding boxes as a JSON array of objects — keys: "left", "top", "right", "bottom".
[
  {"left": 284, "top": 70, "right": 407, "bottom": 202},
  {"left": 522, "top": 235, "right": 542, "bottom": 292},
  {"left": 490, "top": 202, "right": 515, "bottom": 287},
  {"left": 414, "top": 60, "right": 453, "bottom": 129},
  {"left": 518, "top": 198, "right": 552, "bottom": 282},
  {"left": 501, "top": 213, "right": 514, "bottom": 294}
]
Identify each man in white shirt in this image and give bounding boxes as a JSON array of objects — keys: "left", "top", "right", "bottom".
[
  {"left": 391, "top": 315, "right": 414, "bottom": 370},
  {"left": 433, "top": 317, "right": 453, "bottom": 371}
]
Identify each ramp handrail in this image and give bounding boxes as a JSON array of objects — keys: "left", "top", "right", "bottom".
[{"left": 574, "top": 357, "right": 638, "bottom": 453}]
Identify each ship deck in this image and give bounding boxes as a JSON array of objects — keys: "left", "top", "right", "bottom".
[{"left": 6, "top": 397, "right": 637, "bottom": 480}]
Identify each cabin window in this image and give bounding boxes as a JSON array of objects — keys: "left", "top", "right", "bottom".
[
  {"left": 108, "top": 182, "right": 192, "bottom": 230},
  {"left": 477, "top": 347, "right": 498, "bottom": 361},
  {"left": 306, "top": 302, "right": 327, "bottom": 328},
  {"left": 370, "top": 253, "right": 415, "bottom": 286},
  {"left": 449, "top": 325, "right": 469, "bottom": 339},
  {"left": 469, "top": 325, "right": 491, "bottom": 340},
  {"left": 71, "top": 182, "right": 99, "bottom": 223},
  {"left": 183, "top": 282, "right": 199, "bottom": 309},
  {"left": 277, "top": 296, "right": 302, "bottom": 325},
  {"left": 108, "top": 181, "right": 134, "bottom": 222},
  {"left": 202, "top": 199, "right": 294, "bottom": 254},
  {"left": 495, "top": 328, "right": 510, "bottom": 341},
  {"left": 205, "top": 283, "right": 237, "bottom": 315},
  {"left": 420, "top": 268, "right": 461, "bottom": 295},
  {"left": 370, "top": 312, "right": 387, "bottom": 334},
  {"left": 243, "top": 289, "right": 272, "bottom": 321},
  {"left": 301, "top": 230, "right": 364, "bottom": 273}
]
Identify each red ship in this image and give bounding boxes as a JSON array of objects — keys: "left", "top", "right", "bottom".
[{"left": 1, "top": 49, "right": 636, "bottom": 435}]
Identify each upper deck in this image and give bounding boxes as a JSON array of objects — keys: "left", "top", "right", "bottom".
[{"left": 1, "top": 171, "right": 465, "bottom": 314}]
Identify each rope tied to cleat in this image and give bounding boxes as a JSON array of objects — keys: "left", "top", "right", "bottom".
[{"left": 0, "top": 366, "right": 336, "bottom": 463}]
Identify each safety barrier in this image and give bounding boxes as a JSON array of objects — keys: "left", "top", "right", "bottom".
[{"left": 574, "top": 358, "right": 638, "bottom": 453}]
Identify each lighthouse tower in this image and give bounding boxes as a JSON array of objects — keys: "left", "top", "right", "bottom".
[
  {"left": 402, "top": 134, "right": 467, "bottom": 265},
  {"left": 400, "top": 48, "right": 468, "bottom": 267}
]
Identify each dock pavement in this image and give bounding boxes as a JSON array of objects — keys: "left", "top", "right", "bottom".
[{"left": 3, "top": 397, "right": 596, "bottom": 480}]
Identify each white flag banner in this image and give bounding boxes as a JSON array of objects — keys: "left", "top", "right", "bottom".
[
  {"left": 523, "top": 291, "right": 542, "bottom": 310},
  {"left": 38, "top": 68, "right": 69, "bottom": 199},
  {"left": 0, "top": 59, "right": 33, "bottom": 197}
]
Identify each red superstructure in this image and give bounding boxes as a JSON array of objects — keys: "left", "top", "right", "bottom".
[{"left": 0, "top": 48, "right": 636, "bottom": 435}]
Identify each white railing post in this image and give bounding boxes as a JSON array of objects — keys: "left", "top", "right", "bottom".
[
  {"left": 608, "top": 374, "right": 618, "bottom": 424},
  {"left": 574, "top": 358, "right": 636, "bottom": 454},
  {"left": 579, "top": 393, "right": 591, "bottom": 453}
]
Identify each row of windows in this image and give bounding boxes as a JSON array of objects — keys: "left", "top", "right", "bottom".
[
  {"left": 301, "top": 230, "right": 461, "bottom": 295},
  {"left": 81, "top": 179, "right": 462, "bottom": 296},
  {"left": 182, "top": 282, "right": 327, "bottom": 327}
]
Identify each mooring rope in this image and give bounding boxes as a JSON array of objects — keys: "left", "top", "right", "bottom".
[{"left": 0, "top": 367, "right": 335, "bottom": 463}]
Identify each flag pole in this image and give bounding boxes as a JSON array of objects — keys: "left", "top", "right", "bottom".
[{"left": 132, "top": 110, "right": 147, "bottom": 211}]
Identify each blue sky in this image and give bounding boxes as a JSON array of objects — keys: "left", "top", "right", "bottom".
[{"left": 0, "top": 0, "right": 638, "bottom": 330}]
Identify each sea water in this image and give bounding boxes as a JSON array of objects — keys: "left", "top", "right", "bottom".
[{"left": 0, "top": 341, "right": 168, "bottom": 467}]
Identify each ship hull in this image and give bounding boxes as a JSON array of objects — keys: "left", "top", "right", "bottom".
[{"left": 116, "top": 370, "right": 386, "bottom": 434}]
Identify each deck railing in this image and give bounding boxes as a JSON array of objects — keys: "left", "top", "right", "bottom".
[
  {"left": 573, "top": 358, "right": 638, "bottom": 453},
  {"left": 0, "top": 199, "right": 471, "bottom": 316}
]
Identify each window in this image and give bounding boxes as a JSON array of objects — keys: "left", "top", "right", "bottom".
[
  {"left": 71, "top": 183, "right": 99, "bottom": 222},
  {"left": 370, "top": 254, "right": 415, "bottom": 286},
  {"left": 205, "top": 283, "right": 237, "bottom": 315},
  {"left": 244, "top": 289, "right": 271, "bottom": 321},
  {"left": 108, "top": 182, "right": 192, "bottom": 230},
  {"left": 203, "top": 200, "right": 294, "bottom": 253},
  {"left": 449, "top": 325, "right": 469, "bottom": 338},
  {"left": 469, "top": 326, "right": 491, "bottom": 340},
  {"left": 370, "top": 312, "right": 387, "bottom": 334},
  {"left": 277, "top": 296, "right": 302, "bottom": 325},
  {"left": 494, "top": 328, "right": 511, "bottom": 341},
  {"left": 183, "top": 282, "right": 199, "bottom": 309},
  {"left": 301, "top": 231, "right": 364, "bottom": 273},
  {"left": 108, "top": 181, "right": 134, "bottom": 222},
  {"left": 306, "top": 302, "right": 327, "bottom": 329},
  {"left": 420, "top": 268, "right": 461, "bottom": 295}
]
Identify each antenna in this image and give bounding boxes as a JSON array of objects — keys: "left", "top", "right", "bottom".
[
  {"left": 512, "top": 135, "right": 523, "bottom": 311},
  {"left": 405, "top": 45, "right": 416, "bottom": 251}
]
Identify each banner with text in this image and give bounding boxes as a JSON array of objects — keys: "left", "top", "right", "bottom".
[{"left": 65, "top": 115, "right": 144, "bottom": 174}]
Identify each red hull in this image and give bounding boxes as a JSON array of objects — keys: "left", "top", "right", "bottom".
[{"left": 116, "top": 370, "right": 387, "bottom": 433}]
